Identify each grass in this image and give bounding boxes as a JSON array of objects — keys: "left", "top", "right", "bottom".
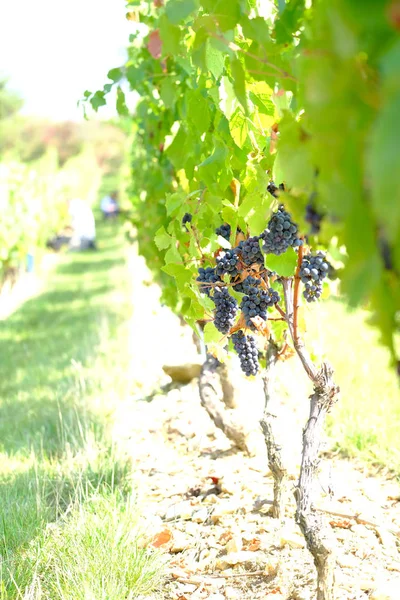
[
  {"left": 304, "top": 297, "right": 400, "bottom": 473},
  {"left": 0, "top": 221, "right": 164, "bottom": 599}
]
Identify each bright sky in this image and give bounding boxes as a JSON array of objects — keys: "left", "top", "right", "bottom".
[{"left": 0, "top": 0, "right": 132, "bottom": 121}]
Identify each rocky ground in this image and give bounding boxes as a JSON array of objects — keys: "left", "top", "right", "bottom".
[{"left": 119, "top": 380, "right": 400, "bottom": 600}]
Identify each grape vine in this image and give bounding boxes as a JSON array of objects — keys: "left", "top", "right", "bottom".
[{"left": 86, "top": 0, "right": 400, "bottom": 366}]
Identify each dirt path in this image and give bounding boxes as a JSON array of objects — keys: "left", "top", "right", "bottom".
[{"left": 122, "top": 247, "right": 400, "bottom": 600}]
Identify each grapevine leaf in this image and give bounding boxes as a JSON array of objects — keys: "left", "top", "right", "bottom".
[
  {"left": 166, "top": 192, "right": 184, "bottom": 216},
  {"left": 166, "top": 0, "right": 198, "bottom": 24},
  {"left": 186, "top": 89, "right": 211, "bottom": 134},
  {"left": 205, "top": 39, "right": 225, "bottom": 79},
  {"left": 368, "top": 91, "right": 400, "bottom": 242},
  {"left": 270, "top": 320, "right": 287, "bottom": 341},
  {"left": 230, "top": 57, "right": 248, "bottom": 113},
  {"left": 107, "top": 67, "right": 123, "bottom": 82},
  {"left": 265, "top": 248, "right": 298, "bottom": 277},
  {"left": 229, "top": 108, "right": 249, "bottom": 148},
  {"left": 148, "top": 29, "right": 163, "bottom": 58},
  {"left": 219, "top": 76, "right": 237, "bottom": 120},
  {"left": 160, "top": 78, "right": 176, "bottom": 109},
  {"left": 273, "top": 114, "right": 314, "bottom": 189},
  {"left": 154, "top": 227, "right": 173, "bottom": 250},
  {"left": 90, "top": 91, "right": 106, "bottom": 111},
  {"left": 204, "top": 322, "right": 223, "bottom": 344},
  {"left": 159, "top": 15, "right": 182, "bottom": 55},
  {"left": 116, "top": 87, "right": 129, "bottom": 116}
]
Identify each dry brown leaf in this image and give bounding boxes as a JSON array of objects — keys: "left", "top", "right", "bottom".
[
  {"left": 329, "top": 519, "right": 352, "bottom": 529},
  {"left": 245, "top": 538, "right": 261, "bottom": 551},
  {"left": 218, "top": 530, "right": 233, "bottom": 544},
  {"left": 151, "top": 528, "right": 172, "bottom": 548}
]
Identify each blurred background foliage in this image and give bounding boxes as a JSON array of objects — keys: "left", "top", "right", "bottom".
[{"left": 0, "top": 79, "right": 129, "bottom": 281}]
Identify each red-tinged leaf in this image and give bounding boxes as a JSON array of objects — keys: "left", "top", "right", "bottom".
[
  {"left": 151, "top": 528, "right": 172, "bottom": 547},
  {"left": 154, "top": 0, "right": 164, "bottom": 6},
  {"left": 148, "top": 30, "right": 162, "bottom": 59}
]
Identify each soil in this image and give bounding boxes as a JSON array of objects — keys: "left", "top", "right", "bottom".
[{"left": 124, "top": 381, "right": 400, "bottom": 600}]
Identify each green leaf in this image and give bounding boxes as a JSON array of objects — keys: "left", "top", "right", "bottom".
[
  {"left": 154, "top": 227, "right": 172, "bottom": 250},
  {"left": 159, "top": 15, "right": 182, "bottom": 55},
  {"left": 90, "top": 91, "right": 106, "bottom": 111},
  {"left": 160, "top": 78, "right": 176, "bottom": 109},
  {"left": 165, "top": 244, "right": 182, "bottom": 264},
  {"left": 166, "top": 192, "right": 184, "bottom": 215},
  {"left": 229, "top": 108, "right": 249, "bottom": 148},
  {"left": 248, "top": 81, "right": 275, "bottom": 115},
  {"left": 116, "top": 87, "right": 129, "bottom": 116},
  {"left": 270, "top": 319, "right": 287, "bottom": 341},
  {"left": 230, "top": 58, "right": 248, "bottom": 113},
  {"left": 219, "top": 76, "right": 237, "bottom": 120},
  {"left": 273, "top": 113, "right": 314, "bottom": 189},
  {"left": 107, "top": 67, "right": 123, "bottom": 82},
  {"left": 205, "top": 39, "right": 225, "bottom": 79},
  {"left": 166, "top": 0, "right": 198, "bottom": 24},
  {"left": 186, "top": 89, "right": 211, "bottom": 135},
  {"left": 203, "top": 322, "right": 223, "bottom": 343},
  {"left": 368, "top": 90, "right": 400, "bottom": 242},
  {"left": 265, "top": 247, "right": 298, "bottom": 277}
]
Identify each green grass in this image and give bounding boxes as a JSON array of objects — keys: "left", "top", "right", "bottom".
[
  {"left": 305, "top": 298, "right": 400, "bottom": 472},
  {"left": 0, "top": 222, "right": 164, "bottom": 598}
]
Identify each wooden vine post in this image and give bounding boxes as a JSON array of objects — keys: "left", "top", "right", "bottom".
[{"left": 281, "top": 246, "right": 340, "bottom": 600}]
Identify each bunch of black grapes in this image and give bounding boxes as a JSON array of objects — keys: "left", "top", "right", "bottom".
[
  {"left": 299, "top": 252, "right": 330, "bottom": 302},
  {"left": 305, "top": 202, "right": 323, "bottom": 234},
  {"left": 213, "top": 288, "right": 238, "bottom": 334},
  {"left": 231, "top": 331, "right": 259, "bottom": 376},
  {"left": 196, "top": 267, "right": 220, "bottom": 297},
  {"left": 216, "top": 248, "right": 240, "bottom": 277},
  {"left": 240, "top": 279, "right": 280, "bottom": 330},
  {"left": 238, "top": 236, "right": 264, "bottom": 266},
  {"left": 261, "top": 206, "right": 302, "bottom": 255},
  {"left": 215, "top": 223, "right": 231, "bottom": 241}
]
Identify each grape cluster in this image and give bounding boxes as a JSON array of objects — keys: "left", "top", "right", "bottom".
[
  {"left": 233, "top": 276, "right": 260, "bottom": 294},
  {"left": 238, "top": 236, "right": 264, "bottom": 266},
  {"left": 182, "top": 212, "right": 192, "bottom": 230},
  {"left": 267, "top": 182, "right": 285, "bottom": 198},
  {"left": 299, "top": 252, "right": 329, "bottom": 302},
  {"left": 216, "top": 249, "right": 240, "bottom": 277},
  {"left": 215, "top": 223, "right": 231, "bottom": 241},
  {"left": 196, "top": 267, "right": 220, "bottom": 297},
  {"left": 305, "top": 203, "right": 323, "bottom": 234},
  {"left": 240, "top": 284, "right": 280, "bottom": 330},
  {"left": 213, "top": 288, "right": 238, "bottom": 334},
  {"left": 232, "top": 331, "right": 259, "bottom": 376},
  {"left": 261, "top": 206, "right": 302, "bottom": 255}
]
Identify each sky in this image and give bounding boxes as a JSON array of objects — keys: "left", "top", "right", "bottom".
[{"left": 0, "top": 0, "right": 133, "bottom": 121}]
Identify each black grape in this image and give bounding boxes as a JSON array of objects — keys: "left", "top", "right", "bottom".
[
  {"left": 238, "top": 236, "right": 264, "bottom": 266},
  {"left": 216, "top": 223, "right": 231, "bottom": 241},
  {"left": 267, "top": 182, "right": 285, "bottom": 198},
  {"left": 240, "top": 285, "right": 280, "bottom": 330},
  {"left": 232, "top": 331, "right": 259, "bottom": 376},
  {"left": 182, "top": 213, "right": 192, "bottom": 230},
  {"left": 196, "top": 267, "right": 220, "bottom": 297},
  {"left": 261, "top": 205, "right": 302, "bottom": 255},
  {"left": 213, "top": 288, "right": 238, "bottom": 334},
  {"left": 299, "top": 252, "right": 330, "bottom": 303},
  {"left": 305, "top": 202, "right": 323, "bottom": 234},
  {"left": 216, "top": 248, "right": 240, "bottom": 277}
]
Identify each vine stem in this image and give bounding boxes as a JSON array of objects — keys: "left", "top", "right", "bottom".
[{"left": 293, "top": 243, "right": 304, "bottom": 345}]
